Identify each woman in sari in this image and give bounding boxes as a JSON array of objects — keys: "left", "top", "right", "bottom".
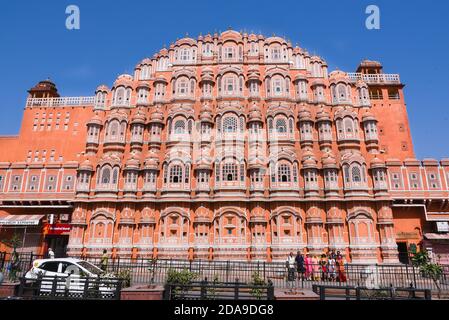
[
  {"left": 312, "top": 255, "right": 320, "bottom": 281},
  {"left": 319, "top": 254, "right": 328, "bottom": 281},
  {"left": 336, "top": 251, "right": 347, "bottom": 283},
  {"left": 304, "top": 253, "right": 313, "bottom": 280}
]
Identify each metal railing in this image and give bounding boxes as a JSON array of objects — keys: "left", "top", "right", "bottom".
[
  {"left": 347, "top": 73, "right": 401, "bottom": 84},
  {"left": 2, "top": 253, "right": 448, "bottom": 294},
  {"left": 164, "top": 279, "right": 275, "bottom": 300},
  {"left": 77, "top": 257, "right": 449, "bottom": 293},
  {"left": 312, "top": 284, "right": 432, "bottom": 300},
  {"left": 26, "top": 97, "right": 95, "bottom": 107},
  {"left": 17, "top": 276, "right": 122, "bottom": 300}
]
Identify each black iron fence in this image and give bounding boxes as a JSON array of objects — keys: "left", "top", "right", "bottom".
[
  {"left": 16, "top": 276, "right": 122, "bottom": 300},
  {"left": 0, "top": 252, "right": 44, "bottom": 281},
  {"left": 312, "top": 284, "right": 432, "bottom": 300},
  {"left": 2, "top": 252, "right": 449, "bottom": 294},
  {"left": 79, "top": 258, "right": 449, "bottom": 293},
  {"left": 164, "top": 278, "right": 275, "bottom": 300}
]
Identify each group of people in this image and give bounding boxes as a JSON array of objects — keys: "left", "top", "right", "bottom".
[{"left": 286, "top": 250, "right": 347, "bottom": 285}]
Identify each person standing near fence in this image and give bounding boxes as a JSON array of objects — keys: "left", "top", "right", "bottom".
[
  {"left": 327, "top": 254, "right": 336, "bottom": 282},
  {"left": 286, "top": 252, "right": 296, "bottom": 291},
  {"left": 295, "top": 251, "right": 305, "bottom": 282},
  {"left": 304, "top": 253, "right": 313, "bottom": 280},
  {"left": 319, "top": 254, "right": 328, "bottom": 282},
  {"left": 336, "top": 251, "right": 347, "bottom": 283},
  {"left": 48, "top": 247, "right": 55, "bottom": 259},
  {"left": 100, "top": 250, "right": 109, "bottom": 272}
]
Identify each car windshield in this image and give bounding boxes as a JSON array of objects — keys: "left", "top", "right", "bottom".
[{"left": 77, "top": 261, "right": 104, "bottom": 275}]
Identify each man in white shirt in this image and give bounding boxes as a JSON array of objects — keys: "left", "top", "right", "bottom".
[
  {"left": 286, "top": 252, "right": 296, "bottom": 291},
  {"left": 48, "top": 248, "right": 55, "bottom": 259}
]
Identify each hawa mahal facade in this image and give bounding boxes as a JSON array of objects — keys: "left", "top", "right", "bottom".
[{"left": 1, "top": 30, "right": 449, "bottom": 264}]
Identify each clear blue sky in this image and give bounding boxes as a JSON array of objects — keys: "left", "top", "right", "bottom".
[{"left": 0, "top": 0, "right": 448, "bottom": 159}]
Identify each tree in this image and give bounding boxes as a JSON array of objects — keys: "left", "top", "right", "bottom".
[
  {"left": 411, "top": 249, "right": 443, "bottom": 298},
  {"left": 2, "top": 233, "right": 23, "bottom": 282}
]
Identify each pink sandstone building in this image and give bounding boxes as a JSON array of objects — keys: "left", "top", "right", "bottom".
[{"left": 0, "top": 30, "right": 448, "bottom": 264}]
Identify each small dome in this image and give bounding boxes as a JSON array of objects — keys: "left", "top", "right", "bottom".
[
  {"left": 154, "top": 76, "right": 168, "bottom": 84},
  {"left": 131, "top": 108, "right": 146, "bottom": 124},
  {"left": 136, "top": 82, "right": 151, "bottom": 89},
  {"left": 200, "top": 104, "right": 213, "bottom": 123},
  {"left": 87, "top": 112, "right": 103, "bottom": 126},
  {"left": 322, "top": 153, "right": 338, "bottom": 169},
  {"left": 370, "top": 156, "right": 386, "bottom": 169},
  {"left": 149, "top": 107, "right": 164, "bottom": 124},
  {"left": 298, "top": 106, "right": 313, "bottom": 122},
  {"left": 316, "top": 108, "right": 331, "bottom": 122},
  {"left": 294, "top": 74, "right": 308, "bottom": 82},
  {"left": 302, "top": 149, "right": 318, "bottom": 168},
  {"left": 362, "top": 110, "right": 377, "bottom": 122},
  {"left": 95, "top": 84, "right": 109, "bottom": 93},
  {"left": 144, "top": 151, "right": 159, "bottom": 170},
  {"left": 248, "top": 102, "right": 262, "bottom": 122},
  {"left": 125, "top": 154, "right": 140, "bottom": 170},
  {"left": 80, "top": 159, "right": 93, "bottom": 171},
  {"left": 113, "top": 74, "right": 133, "bottom": 88}
]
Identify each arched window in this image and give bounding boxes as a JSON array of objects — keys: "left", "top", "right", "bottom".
[
  {"left": 344, "top": 118, "right": 354, "bottom": 133},
  {"left": 337, "top": 84, "right": 347, "bottom": 101},
  {"left": 101, "top": 167, "right": 111, "bottom": 184},
  {"left": 112, "top": 167, "right": 119, "bottom": 184},
  {"left": 278, "top": 164, "right": 291, "bottom": 182},
  {"left": 177, "top": 78, "right": 188, "bottom": 95},
  {"left": 352, "top": 166, "right": 362, "bottom": 183},
  {"left": 115, "top": 87, "right": 125, "bottom": 105},
  {"left": 223, "top": 163, "right": 237, "bottom": 181},
  {"left": 174, "top": 120, "right": 186, "bottom": 134},
  {"left": 275, "top": 118, "right": 287, "bottom": 133},
  {"left": 180, "top": 48, "right": 191, "bottom": 61},
  {"left": 108, "top": 121, "right": 119, "bottom": 138},
  {"left": 223, "top": 116, "right": 237, "bottom": 133},
  {"left": 170, "top": 165, "right": 183, "bottom": 183}
]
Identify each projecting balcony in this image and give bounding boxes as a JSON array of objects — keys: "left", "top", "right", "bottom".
[
  {"left": 214, "top": 237, "right": 247, "bottom": 246},
  {"left": 26, "top": 96, "right": 95, "bottom": 108},
  {"left": 271, "top": 237, "right": 304, "bottom": 246},
  {"left": 217, "top": 92, "right": 245, "bottom": 100},
  {"left": 347, "top": 73, "right": 401, "bottom": 84},
  {"left": 76, "top": 184, "right": 90, "bottom": 193},
  {"left": 266, "top": 92, "right": 292, "bottom": 101},
  {"left": 95, "top": 184, "right": 118, "bottom": 194},
  {"left": 295, "top": 93, "right": 309, "bottom": 103},
  {"left": 130, "top": 135, "right": 144, "bottom": 145}
]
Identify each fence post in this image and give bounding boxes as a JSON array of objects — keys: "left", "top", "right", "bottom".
[
  {"left": 267, "top": 280, "right": 274, "bottom": 300},
  {"left": 116, "top": 279, "right": 122, "bottom": 300},
  {"left": 226, "top": 261, "right": 230, "bottom": 283},
  {"left": 200, "top": 278, "right": 207, "bottom": 300},
  {"left": 424, "top": 289, "right": 432, "bottom": 301},
  {"left": 163, "top": 284, "right": 171, "bottom": 300},
  {"left": 83, "top": 277, "right": 90, "bottom": 299},
  {"left": 18, "top": 277, "right": 25, "bottom": 297},
  {"left": 51, "top": 277, "right": 58, "bottom": 297},
  {"left": 234, "top": 278, "right": 239, "bottom": 300},
  {"left": 412, "top": 265, "right": 417, "bottom": 289},
  {"left": 319, "top": 286, "right": 325, "bottom": 301},
  {"left": 263, "top": 262, "right": 266, "bottom": 280},
  {"left": 356, "top": 287, "right": 361, "bottom": 301}
]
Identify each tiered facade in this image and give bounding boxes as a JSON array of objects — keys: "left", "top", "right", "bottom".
[{"left": 1, "top": 30, "right": 449, "bottom": 263}]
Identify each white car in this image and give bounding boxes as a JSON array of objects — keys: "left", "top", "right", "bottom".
[{"left": 24, "top": 258, "right": 118, "bottom": 298}]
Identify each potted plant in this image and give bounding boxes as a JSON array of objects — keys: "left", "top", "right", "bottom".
[{"left": 0, "top": 233, "right": 23, "bottom": 298}]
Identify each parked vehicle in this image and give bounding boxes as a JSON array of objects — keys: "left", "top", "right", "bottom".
[{"left": 24, "top": 258, "right": 118, "bottom": 298}]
